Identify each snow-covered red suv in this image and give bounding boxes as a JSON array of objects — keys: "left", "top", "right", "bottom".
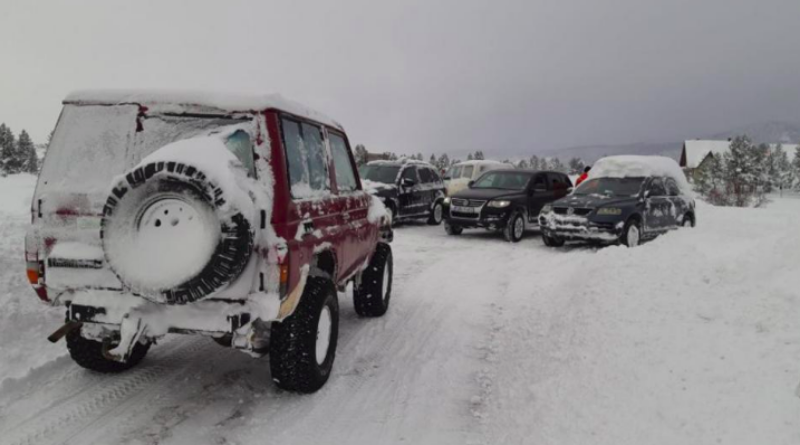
[{"left": 25, "top": 90, "right": 393, "bottom": 393}]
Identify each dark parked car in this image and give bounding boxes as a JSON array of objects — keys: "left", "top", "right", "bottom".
[
  {"left": 539, "top": 175, "right": 695, "bottom": 247},
  {"left": 359, "top": 160, "right": 446, "bottom": 225},
  {"left": 442, "top": 170, "right": 572, "bottom": 242}
]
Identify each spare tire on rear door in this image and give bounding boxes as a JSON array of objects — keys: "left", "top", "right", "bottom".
[{"left": 101, "top": 160, "right": 253, "bottom": 304}]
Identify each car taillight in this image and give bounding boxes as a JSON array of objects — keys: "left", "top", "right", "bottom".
[
  {"left": 279, "top": 263, "right": 289, "bottom": 297},
  {"left": 24, "top": 243, "right": 49, "bottom": 303}
]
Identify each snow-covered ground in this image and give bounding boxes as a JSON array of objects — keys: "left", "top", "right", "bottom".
[{"left": 0, "top": 174, "right": 799, "bottom": 444}]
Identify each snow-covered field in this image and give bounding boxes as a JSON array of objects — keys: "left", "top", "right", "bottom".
[{"left": 1, "top": 174, "right": 799, "bottom": 444}]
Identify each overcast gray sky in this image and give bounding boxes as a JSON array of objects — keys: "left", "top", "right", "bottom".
[{"left": 2, "top": 0, "right": 800, "bottom": 158}]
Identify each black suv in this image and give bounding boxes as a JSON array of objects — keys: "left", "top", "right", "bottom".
[
  {"left": 359, "top": 160, "right": 446, "bottom": 225},
  {"left": 442, "top": 170, "right": 572, "bottom": 242},
  {"left": 539, "top": 175, "right": 696, "bottom": 247}
]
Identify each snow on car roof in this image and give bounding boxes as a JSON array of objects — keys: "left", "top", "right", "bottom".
[
  {"left": 64, "top": 89, "right": 343, "bottom": 130},
  {"left": 590, "top": 155, "right": 692, "bottom": 193},
  {"left": 366, "top": 159, "right": 434, "bottom": 167}
]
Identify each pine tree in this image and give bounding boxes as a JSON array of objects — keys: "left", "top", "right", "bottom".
[
  {"left": 0, "top": 124, "right": 15, "bottom": 174},
  {"left": 723, "top": 135, "right": 761, "bottom": 207},
  {"left": 438, "top": 153, "right": 450, "bottom": 170},
  {"left": 568, "top": 157, "right": 585, "bottom": 174},
  {"left": 774, "top": 145, "right": 793, "bottom": 190},
  {"left": 550, "top": 158, "right": 566, "bottom": 172},
  {"left": 354, "top": 144, "right": 368, "bottom": 165},
  {"left": 467, "top": 153, "right": 474, "bottom": 161},
  {"left": 539, "top": 158, "right": 550, "bottom": 171},
  {"left": 474, "top": 151, "right": 485, "bottom": 160},
  {"left": 17, "top": 130, "right": 38, "bottom": 173},
  {"left": 793, "top": 146, "right": 800, "bottom": 191},
  {"left": 529, "top": 155, "right": 540, "bottom": 170},
  {"left": 517, "top": 159, "right": 529, "bottom": 169},
  {"left": 429, "top": 154, "right": 437, "bottom": 166}
]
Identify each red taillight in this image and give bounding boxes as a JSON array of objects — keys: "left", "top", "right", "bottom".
[
  {"left": 24, "top": 249, "right": 49, "bottom": 302},
  {"left": 279, "top": 263, "right": 289, "bottom": 297}
]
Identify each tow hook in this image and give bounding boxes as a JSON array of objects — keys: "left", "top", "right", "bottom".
[
  {"left": 103, "top": 315, "right": 147, "bottom": 363},
  {"left": 47, "top": 321, "right": 83, "bottom": 343}
]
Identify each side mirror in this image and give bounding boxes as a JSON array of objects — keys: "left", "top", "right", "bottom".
[
  {"left": 401, "top": 178, "right": 415, "bottom": 188},
  {"left": 468, "top": 180, "right": 475, "bottom": 188}
]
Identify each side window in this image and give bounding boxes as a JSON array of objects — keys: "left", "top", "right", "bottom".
[
  {"left": 449, "top": 166, "right": 462, "bottom": 179},
  {"left": 648, "top": 178, "right": 667, "bottom": 197},
  {"left": 462, "top": 165, "right": 475, "bottom": 178},
  {"left": 401, "top": 166, "right": 419, "bottom": 184},
  {"left": 328, "top": 132, "right": 358, "bottom": 192},
  {"left": 665, "top": 178, "right": 680, "bottom": 196},
  {"left": 548, "top": 173, "right": 569, "bottom": 191},
  {"left": 418, "top": 167, "right": 434, "bottom": 184},
  {"left": 532, "top": 174, "right": 548, "bottom": 189},
  {"left": 281, "top": 118, "right": 330, "bottom": 199},
  {"left": 224, "top": 130, "right": 255, "bottom": 177}
]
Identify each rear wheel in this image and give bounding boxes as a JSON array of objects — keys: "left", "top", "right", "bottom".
[
  {"left": 621, "top": 218, "right": 642, "bottom": 247},
  {"left": 353, "top": 243, "right": 393, "bottom": 317},
  {"left": 503, "top": 212, "right": 525, "bottom": 242},
  {"left": 66, "top": 329, "right": 150, "bottom": 373},
  {"left": 270, "top": 276, "right": 339, "bottom": 393},
  {"left": 445, "top": 221, "right": 463, "bottom": 235},
  {"left": 427, "top": 201, "right": 444, "bottom": 225},
  {"left": 682, "top": 214, "right": 695, "bottom": 228}
]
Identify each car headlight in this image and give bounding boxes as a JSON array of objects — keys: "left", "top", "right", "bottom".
[
  {"left": 443, "top": 197, "right": 451, "bottom": 204},
  {"left": 487, "top": 200, "right": 511, "bottom": 208},
  {"left": 596, "top": 207, "right": 622, "bottom": 216},
  {"left": 541, "top": 204, "right": 553, "bottom": 214}
]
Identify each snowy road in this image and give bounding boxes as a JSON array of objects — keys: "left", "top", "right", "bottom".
[{"left": 1, "top": 175, "right": 800, "bottom": 444}]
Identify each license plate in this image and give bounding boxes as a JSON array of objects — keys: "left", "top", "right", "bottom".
[{"left": 452, "top": 206, "right": 478, "bottom": 214}]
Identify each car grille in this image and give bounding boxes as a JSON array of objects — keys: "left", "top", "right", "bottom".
[
  {"left": 553, "top": 207, "right": 592, "bottom": 216},
  {"left": 451, "top": 199, "right": 486, "bottom": 207}
]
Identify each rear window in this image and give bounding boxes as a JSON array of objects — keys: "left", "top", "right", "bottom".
[
  {"left": 38, "top": 105, "right": 251, "bottom": 206},
  {"left": 360, "top": 164, "right": 400, "bottom": 184}
]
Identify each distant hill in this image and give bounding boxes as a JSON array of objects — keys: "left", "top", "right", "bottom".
[{"left": 543, "top": 121, "right": 800, "bottom": 164}]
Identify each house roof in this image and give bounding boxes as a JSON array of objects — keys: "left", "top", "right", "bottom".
[{"left": 681, "top": 140, "right": 797, "bottom": 169}]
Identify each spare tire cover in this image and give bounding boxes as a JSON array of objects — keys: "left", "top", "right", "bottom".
[{"left": 101, "top": 161, "right": 253, "bottom": 304}]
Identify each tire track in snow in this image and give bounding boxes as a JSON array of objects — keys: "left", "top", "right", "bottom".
[{"left": 1, "top": 337, "right": 208, "bottom": 445}]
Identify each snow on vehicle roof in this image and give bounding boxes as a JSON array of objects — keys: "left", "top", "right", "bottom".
[
  {"left": 64, "top": 89, "right": 343, "bottom": 130},
  {"left": 590, "top": 155, "right": 692, "bottom": 193}
]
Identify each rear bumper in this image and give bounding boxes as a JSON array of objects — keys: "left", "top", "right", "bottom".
[{"left": 67, "top": 290, "right": 280, "bottom": 339}]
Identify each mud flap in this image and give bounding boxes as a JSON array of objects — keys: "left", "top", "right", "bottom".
[{"left": 104, "top": 315, "right": 147, "bottom": 363}]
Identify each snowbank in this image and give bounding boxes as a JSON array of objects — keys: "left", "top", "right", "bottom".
[
  {"left": 0, "top": 175, "right": 65, "bottom": 383},
  {"left": 591, "top": 155, "right": 692, "bottom": 193}
]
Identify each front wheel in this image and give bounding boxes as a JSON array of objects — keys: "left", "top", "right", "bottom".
[
  {"left": 682, "top": 214, "right": 695, "bottom": 228},
  {"left": 427, "top": 201, "right": 444, "bottom": 225},
  {"left": 542, "top": 232, "right": 565, "bottom": 247},
  {"left": 503, "top": 212, "right": 525, "bottom": 243},
  {"left": 270, "top": 276, "right": 339, "bottom": 393},
  {"left": 445, "top": 221, "right": 463, "bottom": 235},
  {"left": 621, "top": 218, "right": 642, "bottom": 247},
  {"left": 66, "top": 329, "right": 150, "bottom": 373}
]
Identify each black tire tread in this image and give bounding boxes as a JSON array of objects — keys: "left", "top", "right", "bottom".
[
  {"left": 353, "top": 243, "right": 393, "bottom": 317},
  {"left": 66, "top": 329, "right": 150, "bottom": 373},
  {"left": 270, "top": 276, "right": 339, "bottom": 393}
]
